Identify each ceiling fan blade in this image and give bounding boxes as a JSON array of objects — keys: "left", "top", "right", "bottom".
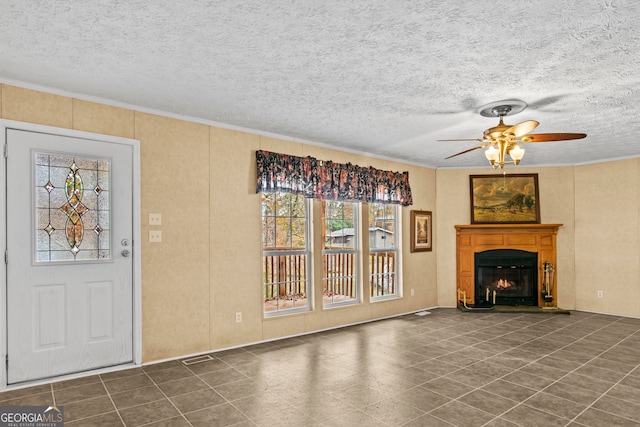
[
  {"left": 519, "top": 133, "right": 587, "bottom": 142},
  {"left": 445, "top": 144, "right": 487, "bottom": 159},
  {"left": 504, "top": 120, "right": 539, "bottom": 137}
]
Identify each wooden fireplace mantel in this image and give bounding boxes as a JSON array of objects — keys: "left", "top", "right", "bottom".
[{"left": 455, "top": 224, "right": 562, "bottom": 307}]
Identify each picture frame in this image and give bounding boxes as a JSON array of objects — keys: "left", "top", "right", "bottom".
[
  {"left": 470, "top": 173, "right": 540, "bottom": 224},
  {"left": 410, "top": 210, "right": 432, "bottom": 252}
]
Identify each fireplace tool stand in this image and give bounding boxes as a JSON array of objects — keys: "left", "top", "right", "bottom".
[{"left": 541, "top": 261, "right": 555, "bottom": 309}]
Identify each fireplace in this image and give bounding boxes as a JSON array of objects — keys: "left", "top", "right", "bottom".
[
  {"left": 455, "top": 224, "right": 561, "bottom": 308},
  {"left": 475, "top": 249, "right": 537, "bottom": 306}
]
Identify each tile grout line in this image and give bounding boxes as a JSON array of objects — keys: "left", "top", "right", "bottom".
[
  {"left": 399, "top": 314, "right": 540, "bottom": 426},
  {"left": 5, "top": 310, "right": 639, "bottom": 427},
  {"left": 61, "top": 366, "right": 192, "bottom": 426},
  {"left": 47, "top": 375, "right": 122, "bottom": 425},
  {"left": 177, "top": 354, "right": 260, "bottom": 426},
  {"left": 399, "top": 313, "right": 560, "bottom": 426},
  {"left": 51, "top": 374, "right": 127, "bottom": 426},
  {"left": 402, "top": 312, "right": 622, "bottom": 427},
  {"left": 475, "top": 313, "right": 622, "bottom": 425},
  {"left": 563, "top": 325, "right": 640, "bottom": 426},
  {"left": 475, "top": 314, "right": 640, "bottom": 426},
  {"left": 100, "top": 375, "right": 128, "bottom": 427},
  {"left": 402, "top": 312, "right": 640, "bottom": 426},
  {"left": 149, "top": 314, "right": 636, "bottom": 426},
  {"left": 134, "top": 368, "right": 195, "bottom": 427}
]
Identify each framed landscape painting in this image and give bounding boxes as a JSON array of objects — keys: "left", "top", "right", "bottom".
[
  {"left": 470, "top": 174, "right": 540, "bottom": 224},
  {"left": 410, "top": 210, "right": 432, "bottom": 252}
]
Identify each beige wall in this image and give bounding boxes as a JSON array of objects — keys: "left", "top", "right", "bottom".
[
  {"left": 0, "top": 84, "right": 438, "bottom": 363},
  {"left": 574, "top": 159, "right": 640, "bottom": 317}
]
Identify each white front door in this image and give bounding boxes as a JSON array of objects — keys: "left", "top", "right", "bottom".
[{"left": 6, "top": 128, "right": 134, "bottom": 384}]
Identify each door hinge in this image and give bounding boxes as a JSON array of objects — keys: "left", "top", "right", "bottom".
[
  {"left": 5, "top": 354, "right": 7, "bottom": 370},
  {"left": 3, "top": 143, "right": 7, "bottom": 158},
  {"left": 4, "top": 250, "right": 7, "bottom": 265}
]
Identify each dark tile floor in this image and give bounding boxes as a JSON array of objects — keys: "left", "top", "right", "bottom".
[{"left": 1, "top": 308, "right": 640, "bottom": 426}]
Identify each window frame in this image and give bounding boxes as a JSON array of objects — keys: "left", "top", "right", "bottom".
[
  {"left": 262, "top": 192, "right": 311, "bottom": 317},
  {"left": 321, "top": 200, "right": 360, "bottom": 308},
  {"left": 368, "top": 203, "right": 400, "bottom": 301}
]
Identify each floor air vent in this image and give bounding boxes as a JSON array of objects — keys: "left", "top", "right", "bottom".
[{"left": 181, "top": 354, "right": 214, "bottom": 365}]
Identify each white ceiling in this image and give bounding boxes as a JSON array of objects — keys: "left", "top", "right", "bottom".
[{"left": 2, "top": 0, "right": 639, "bottom": 168}]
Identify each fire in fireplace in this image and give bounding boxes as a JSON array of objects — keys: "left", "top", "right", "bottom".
[{"left": 475, "top": 249, "right": 538, "bottom": 306}]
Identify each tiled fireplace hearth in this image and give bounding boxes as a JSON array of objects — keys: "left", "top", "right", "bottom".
[{"left": 455, "top": 224, "right": 561, "bottom": 308}]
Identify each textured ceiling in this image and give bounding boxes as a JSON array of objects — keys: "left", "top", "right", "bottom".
[{"left": 1, "top": 0, "right": 639, "bottom": 168}]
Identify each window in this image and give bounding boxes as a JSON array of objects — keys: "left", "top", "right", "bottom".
[
  {"left": 35, "top": 153, "right": 111, "bottom": 262},
  {"left": 257, "top": 150, "right": 412, "bottom": 314},
  {"left": 262, "top": 192, "right": 310, "bottom": 315},
  {"left": 322, "top": 200, "right": 358, "bottom": 307},
  {"left": 369, "top": 203, "right": 399, "bottom": 300}
]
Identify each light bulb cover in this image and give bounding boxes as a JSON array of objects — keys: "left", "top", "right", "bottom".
[
  {"left": 485, "top": 146, "right": 499, "bottom": 162},
  {"left": 509, "top": 144, "right": 525, "bottom": 161}
]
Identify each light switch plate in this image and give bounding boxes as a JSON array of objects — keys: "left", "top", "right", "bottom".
[
  {"left": 149, "top": 230, "right": 162, "bottom": 242},
  {"left": 149, "top": 213, "right": 162, "bottom": 226}
]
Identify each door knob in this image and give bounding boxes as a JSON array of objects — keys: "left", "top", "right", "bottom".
[
  {"left": 121, "top": 239, "right": 130, "bottom": 246},
  {"left": 121, "top": 249, "right": 131, "bottom": 257}
]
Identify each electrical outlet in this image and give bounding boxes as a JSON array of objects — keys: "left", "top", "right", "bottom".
[
  {"left": 235, "top": 312, "right": 242, "bottom": 323},
  {"left": 149, "top": 230, "right": 162, "bottom": 242},
  {"left": 411, "top": 288, "right": 415, "bottom": 296},
  {"left": 149, "top": 213, "right": 162, "bottom": 226},
  {"left": 597, "top": 290, "right": 603, "bottom": 298}
]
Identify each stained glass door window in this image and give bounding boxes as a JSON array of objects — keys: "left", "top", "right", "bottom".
[{"left": 34, "top": 152, "right": 111, "bottom": 262}]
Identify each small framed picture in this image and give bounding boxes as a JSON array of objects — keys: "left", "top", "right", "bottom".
[{"left": 410, "top": 210, "right": 432, "bottom": 252}]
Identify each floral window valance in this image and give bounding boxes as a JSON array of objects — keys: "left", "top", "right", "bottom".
[{"left": 256, "top": 150, "right": 413, "bottom": 206}]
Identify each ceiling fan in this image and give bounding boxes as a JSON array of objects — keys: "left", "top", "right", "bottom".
[{"left": 440, "top": 100, "right": 587, "bottom": 169}]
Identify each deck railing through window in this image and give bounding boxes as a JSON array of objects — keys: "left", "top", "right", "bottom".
[
  {"left": 263, "top": 252, "right": 307, "bottom": 313},
  {"left": 264, "top": 251, "right": 396, "bottom": 308},
  {"left": 370, "top": 251, "right": 396, "bottom": 297},
  {"left": 322, "top": 252, "right": 357, "bottom": 304}
]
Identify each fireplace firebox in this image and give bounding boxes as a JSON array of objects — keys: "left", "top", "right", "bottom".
[{"left": 475, "top": 249, "right": 537, "bottom": 306}]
